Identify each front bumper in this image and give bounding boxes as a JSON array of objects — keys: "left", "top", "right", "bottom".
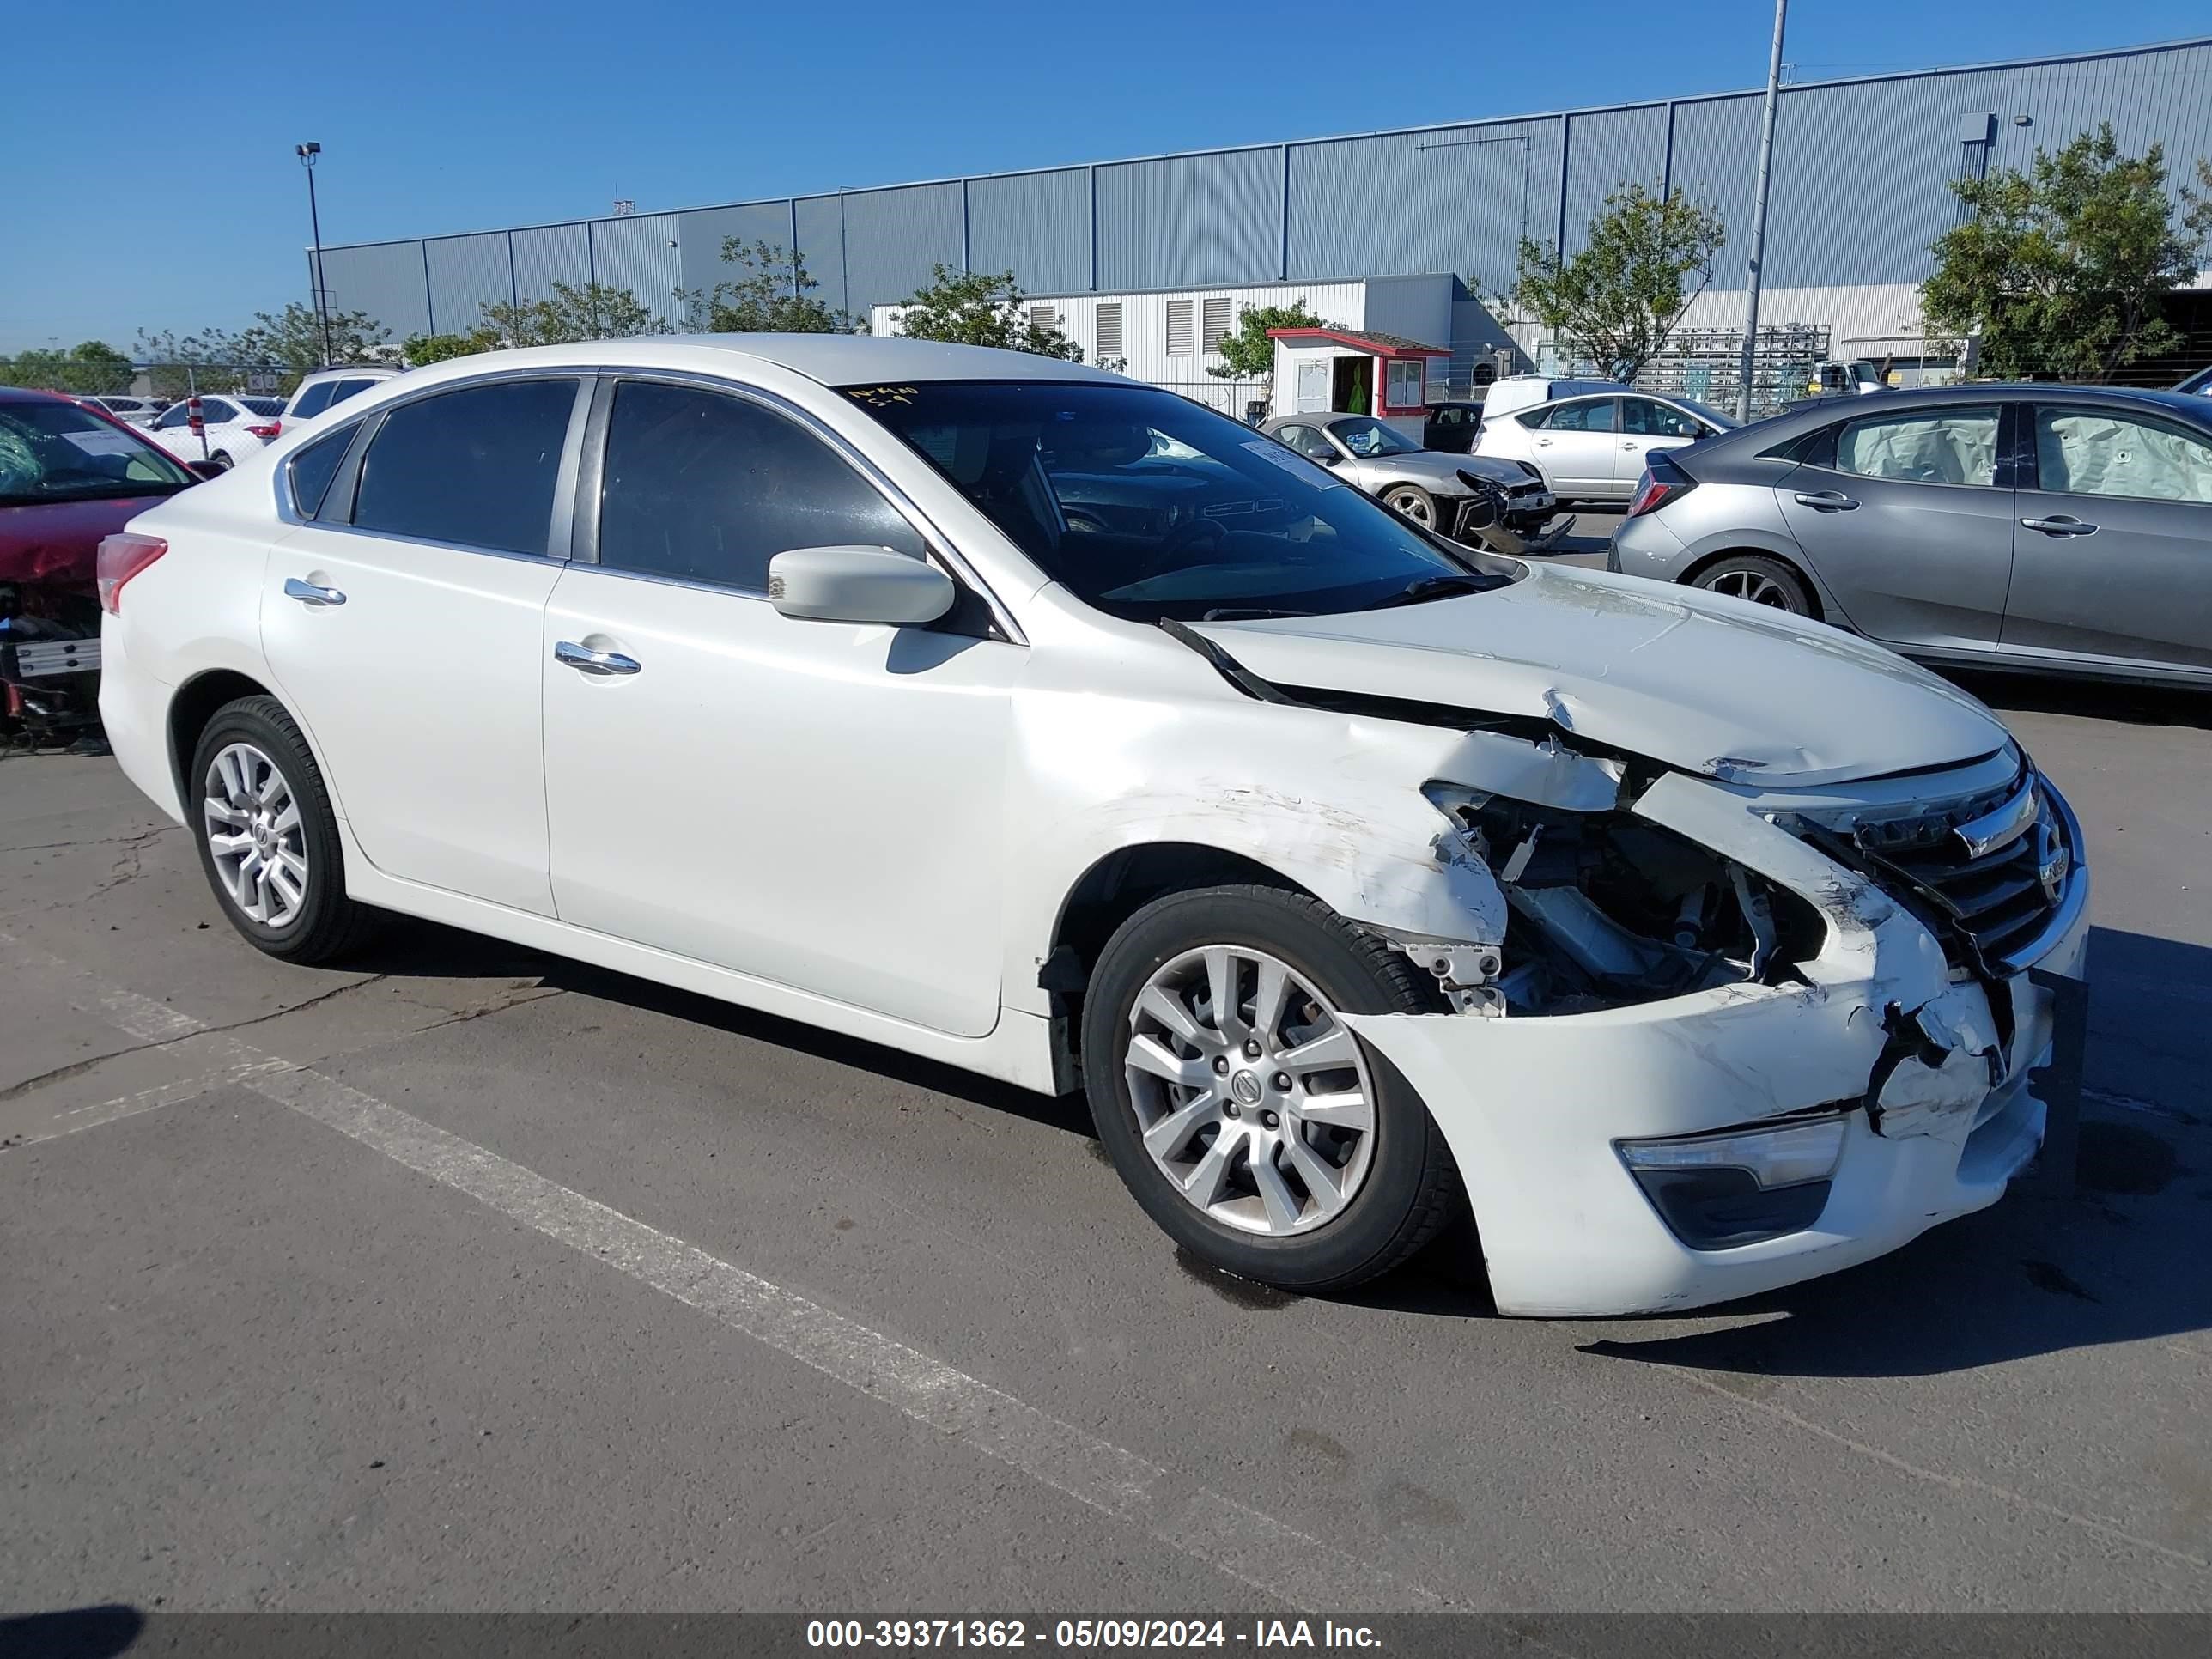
[{"left": 1343, "top": 769, "right": 2090, "bottom": 1316}]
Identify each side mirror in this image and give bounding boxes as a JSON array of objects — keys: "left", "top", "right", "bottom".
[
  {"left": 768, "top": 544, "right": 956, "bottom": 627},
  {"left": 185, "top": 459, "right": 226, "bottom": 481}
]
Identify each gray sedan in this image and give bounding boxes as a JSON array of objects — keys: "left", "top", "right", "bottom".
[
  {"left": 1608, "top": 383, "right": 2212, "bottom": 685},
  {"left": 1260, "top": 413, "right": 1556, "bottom": 534}
]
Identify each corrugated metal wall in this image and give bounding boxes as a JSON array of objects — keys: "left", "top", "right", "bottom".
[
  {"left": 968, "top": 169, "right": 1091, "bottom": 294},
  {"left": 315, "top": 40, "right": 2212, "bottom": 345}
]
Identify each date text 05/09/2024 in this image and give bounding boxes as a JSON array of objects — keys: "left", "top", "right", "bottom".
[{"left": 803, "top": 1620, "right": 1384, "bottom": 1650}]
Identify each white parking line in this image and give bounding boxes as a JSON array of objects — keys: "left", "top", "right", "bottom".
[{"left": 0, "top": 929, "right": 1443, "bottom": 1613}]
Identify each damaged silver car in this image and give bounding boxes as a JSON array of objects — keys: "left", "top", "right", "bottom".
[{"left": 102, "top": 337, "right": 2087, "bottom": 1315}]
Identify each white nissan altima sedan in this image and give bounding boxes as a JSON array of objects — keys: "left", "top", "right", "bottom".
[{"left": 96, "top": 336, "right": 2088, "bottom": 1316}]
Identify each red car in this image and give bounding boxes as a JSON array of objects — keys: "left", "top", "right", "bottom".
[{"left": 1, "top": 386, "right": 214, "bottom": 748}]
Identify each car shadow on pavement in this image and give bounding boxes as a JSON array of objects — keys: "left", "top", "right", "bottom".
[
  {"left": 1943, "top": 668, "right": 2212, "bottom": 731},
  {"left": 0, "top": 1604, "right": 144, "bottom": 1659}
]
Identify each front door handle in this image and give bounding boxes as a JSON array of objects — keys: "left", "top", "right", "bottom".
[
  {"left": 283, "top": 577, "right": 346, "bottom": 606},
  {"left": 1620, "top": 441, "right": 1640, "bottom": 450},
  {"left": 1535, "top": 438, "right": 1553, "bottom": 447},
  {"left": 554, "top": 639, "right": 641, "bottom": 676},
  {"left": 2021, "top": 515, "right": 2099, "bottom": 537},
  {"left": 1792, "top": 490, "right": 1859, "bottom": 511}
]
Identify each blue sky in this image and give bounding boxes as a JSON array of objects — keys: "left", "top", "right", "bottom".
[{"left": 7, "top": 3, "right": 2205, "bottom": 352}]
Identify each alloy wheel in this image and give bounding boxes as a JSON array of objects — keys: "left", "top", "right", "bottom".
[
  {"left": 202, "top": 741, "right": 308, "bottom": 928},
  {"left": 1123, "top": 945, "right": 1376, "bottom": 1236},
  {"left": 1385, "top": 488, "right": 1434, "bottom": 526},
  {"left": 1707, "top": 568, "right": 1795, "bottom": 608}
]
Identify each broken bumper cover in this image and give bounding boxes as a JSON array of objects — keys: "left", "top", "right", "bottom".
[{"left": 1342, "top": 780, "right": 2090, "bottom": 1318}]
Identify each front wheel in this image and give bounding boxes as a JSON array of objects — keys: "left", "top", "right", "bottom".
[
  {"left": 1080, "top": 885, "right": 1462, "bottom": 1291},
  {"left": 1381, "top": 483, "right": 1438, "bottom": 530}
]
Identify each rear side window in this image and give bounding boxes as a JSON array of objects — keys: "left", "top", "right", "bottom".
[
  {"left": 352, "top": 379, "right": 578, "bottom": 555},
  {"left": 1836, "top": 407, "right": 2000, "bottom": 487},
  {"left": 200, "top": 398, "right": 239, "bottom": 423},
  {"left": 290, "top": 382, "right": 337, "bottom": 419},
  {"left": 286, "top": 423, "right": 356, "bottom": 519},
  {"left": 331, "top": 379, "right": 378, "bottom": 407},
  {"left": 1531, "top": 399, "right": 1613, "bottom": 433},
  {"left": 596, "top": 380, "right": 923, "bottom": 592}
]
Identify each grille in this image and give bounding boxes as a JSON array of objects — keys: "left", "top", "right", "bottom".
[{"left": 1844, "top": 773, "right": 2073, "bottom": 973}]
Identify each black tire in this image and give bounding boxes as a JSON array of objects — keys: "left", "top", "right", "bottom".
[
  {"left": 210, "top": 451, "right": 234, "bottom": 471},
  {"left": 1380, "top": 483, "right": 1439, "bottom": 531},
  {"left": 1691, "top": 553, "right": 1815, "bottom": 616},
  {"left": 1080, "top": 884, "right": 1462, "bottom": 1291},
  {"left": 187, "top": 694, "right": 378, "bottom": 964}
]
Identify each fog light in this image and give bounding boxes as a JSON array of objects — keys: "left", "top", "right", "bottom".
[{"left": 1617, "top": 1112, "right": 1849, "bottom": 1249}]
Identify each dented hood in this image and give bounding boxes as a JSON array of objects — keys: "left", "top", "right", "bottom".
[{"left": 1191, "top": 561, "right": 2010, "bottom": 787}]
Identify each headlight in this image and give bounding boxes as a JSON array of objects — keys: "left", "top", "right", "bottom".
[{"left": 1617, "top": 1112, "right": 1849, "bottom": 1249}]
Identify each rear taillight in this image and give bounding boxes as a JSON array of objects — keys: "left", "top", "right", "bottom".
[
  {"left": 96, "top": 532, "right": 167, "bottom": 615},
  {"left": 1626, "top": 460, "right": 1696, "bottom": 519},
  {"left": 246, "top": 422, "right": 282, "bottom": 440}
]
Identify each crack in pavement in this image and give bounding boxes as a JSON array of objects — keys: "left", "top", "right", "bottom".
[
  {"left": 0, "top": 973, "right": 388, "bottom": 1103},
  {"left": 82, "top": 827, "right": 180, "bottom": 902},
  {"left": 0, "top": 825, "right": 179, "bottom": 855}
]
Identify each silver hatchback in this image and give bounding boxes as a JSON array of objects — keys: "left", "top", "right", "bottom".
[{"left": 1609, "top": 384, "right": 2212, "bottom": 685}]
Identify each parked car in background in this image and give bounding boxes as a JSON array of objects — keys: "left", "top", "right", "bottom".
[
  {"left": 147, "top": 395, "right": 288, "bottom": 470},
  {"left": 1260, "top": 412, "right": 1557, "bottom": 538},
  {"left": 1477, "top": 375, "right": 1624, "bottom": 426},
  {"left": 1421, "top": 401, "right": 1485, "bottom": 453},
  {"left": 1477, "top": 389, "right": 1736, "bottom": 503},
  {"left": 1609, "top": 383, "right": 2212, "bottom": 685},
  {"left": 100, "top": 337, "right": 2086, "bottom": 1315},
  {"left": 283, "top": 366, "right": 400, "bottom": 427},
  {"left": 2, "top": 386, "right": 209, "bottom": 745},
  {"left": 81, "top": 395, "right": 163, "bottom": 427}
]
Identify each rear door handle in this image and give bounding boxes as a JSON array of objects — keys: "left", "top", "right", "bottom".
[
  {"left": 2021, "top": 515, "right": 2098, "bottom": 537},
  {"left": 554, "top": 639, "right": 641, "bottom": 676},
  {"left": 283, "top": 577, "right": 345, "bottom": 606},
  {"left": 1792, "top": 491, "right": 1859, "bottom": 511}
]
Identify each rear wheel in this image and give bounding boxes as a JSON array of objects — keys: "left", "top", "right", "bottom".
[
  {"left": 1381, "top": 483, "right": 1438, "bottom": 530},
  {"left": 210, "top": 451, "right": 234, "bottom": 471},
  {"left": 1692, "top": 554, "right": 1814, "bottom": 616},
  {"left": 189, "top": 695, "right": 377, "bottom": 963},
  {"left": 1081, "top": 885, "right": 1461, "bottom": 1290}
]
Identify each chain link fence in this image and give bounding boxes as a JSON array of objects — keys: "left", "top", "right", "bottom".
[{"left": 1151, "top": 378, "right": 1273, "bottom": 426}]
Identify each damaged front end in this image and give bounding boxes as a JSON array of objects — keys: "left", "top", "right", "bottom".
[{"left": 1410, "top": 780, "right": 1826, "bottom": 1016}]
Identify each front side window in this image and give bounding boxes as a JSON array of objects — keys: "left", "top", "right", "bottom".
[
  {"left": 0, "top": 398, "right": 196, "bottom": 506},
  {"left": 1275, "top": 424, "right": 1336, "bottom": 462},
  {"left": 154, "top": 404, "right": 191, "bottom": 431},
  {"left": 1327, "top": 416, "right": 1419, "bottom": 458},
  {"left": 1835, "top": 407, "right": 2000, "bottom": 487},
  {"left": 597, "top": 380, "right": 923, "bottom": 592},
  {"left": 846, "top": 380, "right": 1505, "bottom": 623},
  {"left": 351, "top": 378, "right": 578, "bottom": 554},
  {"left": 2034, "top": 407, "right": 2212, "bottom": 504},
  {"left": 1621, "top": 398, "right": 1703, "bottom": 438}
]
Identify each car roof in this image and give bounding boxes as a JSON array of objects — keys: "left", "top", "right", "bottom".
[
  {"left": 1706, "top": 380, "right": 2212, "bottom": 447},
  {"left": 386, "top": 333, "right": 1126, "bottom": 389}
]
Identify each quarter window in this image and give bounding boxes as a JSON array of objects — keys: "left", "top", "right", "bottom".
[
  {"left": 1835, "top": 407, "right": 2000, "bottom": 486},
  {"left": 351, "top": 378, "right": 579, "bottom": 554},
  {"left": 596, "top": 380, "right": 923, "bottom": 592},
  {"left": 2034, "top": 408, "right": 2212, "bottom": 504},
  {"left": 287, "top": 422, "right": 356, "bottom": 519}
]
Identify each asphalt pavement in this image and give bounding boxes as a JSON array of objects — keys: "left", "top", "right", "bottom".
[{"left": 5, "top": 521, "right": 2210, "bottom": 1615}]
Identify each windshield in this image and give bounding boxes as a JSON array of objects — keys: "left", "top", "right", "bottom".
[
  {"left": 0, "top": 399, "right": 194, "bottom": 507},
  {"left": 1325, "top": 416, "right": 1421, "bottom": 457},
  {"left": 844, "top": 380, "right": 1510, "bottom": 622}
]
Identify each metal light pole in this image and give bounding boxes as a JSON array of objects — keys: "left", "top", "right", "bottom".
[
  {"left": 297, "top": 142, "right": 333, "bottom": 368},
  {"left": 1735, "top": 0, "right": 1788, "bottom": 421}
]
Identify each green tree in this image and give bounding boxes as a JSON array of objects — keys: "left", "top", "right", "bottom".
[
  {"left": 482, "top": 281, "right": 670, "bottom": 347},
  {"left": 1508, "top": 184, "right": 1727, "bottom": 381},
  {"left": 132, "top": 326, "right": 251, "bottom": 397},
  {"left": 234, "top": 303, "right": 392, "bottom": 391},
  {"left": 403, "top": 329, "right": 502, "bottom": 366},
  {"left": 1206, "top": 300, "right": 1339, "bottom": 398},
  {"left": 676, "top": 240, "right": 849, "bottom": 333},
  {"left": 890, "top": 266, "right": 1081, "bottom": 360},
  {"left": 0, "top": 340, "right": 136, "bottom": 393},
  {"left": 1922, "top": 125, "right": 2212, "bottom": 382}
]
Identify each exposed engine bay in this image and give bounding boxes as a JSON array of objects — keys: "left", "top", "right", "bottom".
[{"left": 1, "top": 580, "right": 104, "bottom": 750}]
